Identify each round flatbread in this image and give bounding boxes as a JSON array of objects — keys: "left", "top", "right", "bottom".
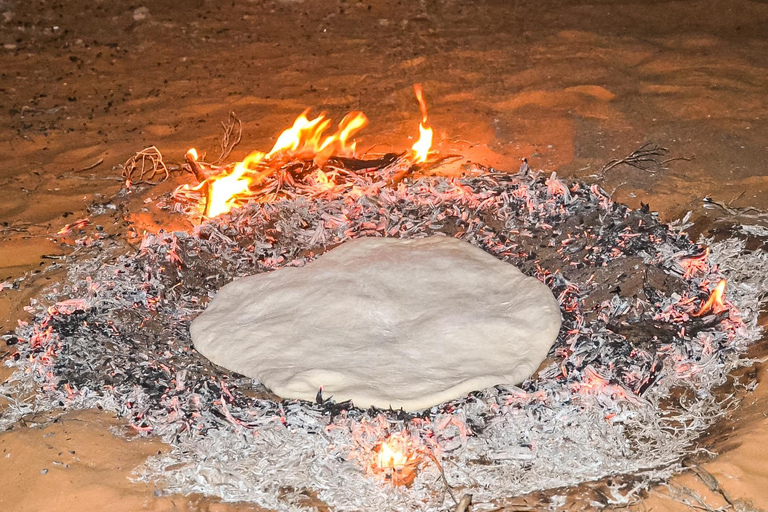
[{"left": 191, "top": 236, "right": 561, "bottom": 411}]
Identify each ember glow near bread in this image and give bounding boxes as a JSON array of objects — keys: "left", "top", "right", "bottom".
[{"left": 191, "top": 236, "right": 561, "bottom": 411}]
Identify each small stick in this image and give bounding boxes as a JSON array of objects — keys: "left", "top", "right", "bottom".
[
  {"left": 601, "top": 142, "right": 669, "bottom": 174},
  {"left": 423, "top": 450, "right": 458, "bottom": 505},
  {"left": 703, "top": 196, "right": 765, "bottom": 217},
  {"left": 660, "top": 155, "right": 694, "bottom": 166},
  {"left": 121, "top": 146, "right": 170, "bottom": 184},
  {"left": 185, "top": 150, "right": 206, "bottom": 183},
  {"left": 214, "top": 111, "right": 243, "bottom": 164},
  {"left": 454, "top": 494, "right": 472, "bottom": 512},
  {"left": 73, "top": 158, "right": 104, "bottom": 172},
  {"left": 691, "top": 464, "right": 735, "bottom": 508},
  {"left": 202, "top": 180, "right": 212, "bottom": 218}
]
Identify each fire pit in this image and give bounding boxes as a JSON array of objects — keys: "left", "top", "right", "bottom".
[{"left": 1, "top": 87, "right": 766, "bottom": 510}]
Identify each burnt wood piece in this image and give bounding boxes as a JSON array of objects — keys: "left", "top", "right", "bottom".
[
  {"left": 329, "top": 152, "right": 404, "bottom": 171},
  {"left": 607, "top": 310, "right": 729, "bottom": 343}
]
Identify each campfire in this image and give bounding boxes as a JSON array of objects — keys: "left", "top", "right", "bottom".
[
  {"left": 1, "top": 85, "right": 766, "bottom": 510},
  {"left": 170, "top": 84, "right": 439, "bottom": 220}
]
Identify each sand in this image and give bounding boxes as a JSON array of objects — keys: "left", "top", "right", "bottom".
[
  {"left": 0, "top": 409, "right": 268, "bottom": 512},
  {"left": 2, "top": 0, "right": 768, "bottom": 509}
]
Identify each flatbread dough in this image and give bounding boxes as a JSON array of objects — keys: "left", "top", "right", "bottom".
[{"left": 191, "top": 236, "right": 562, "bottom": 411}]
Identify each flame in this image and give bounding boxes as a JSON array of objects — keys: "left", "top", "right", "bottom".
[
  {"left": 373, "top": 431, "right": 418, "bottom": 485},
  {"left": 694, "top": 279, "right": 727, "bottom": 316},
  {"left": 176, "top": 87, "right": 440, "bottom": 217},
  {"left": 268, "top": 111, "right": 328, "bottom": 157},
  {"left": 335, "top": 112, "right": 369, "bottom": 154},
  {"left": 206, "top": 151, "right": 264, "bottom": 217},
  {"left": 411, "top": 84, "right": 433, "bottom": 163},
  {"left": 267, "top": 110, "right": 368, "bottom": 161},
  {"left": 377, "top": 437, "right": 410, "bottom": 470},
  {"left": 185, "top": 111, "right": 368, "bottom": 217}
]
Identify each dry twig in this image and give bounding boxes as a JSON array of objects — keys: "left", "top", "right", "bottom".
[
  {"left": 73, "top": 158, "right": 104, "bottom": 173},
  {"left": 691, "top": 464, "right": 736, "bottom": 509},
  {"left": 601, "top": 142, "right": 694, "bottom": 176},
  {"left": 214, "top": 111, "right": 243, "bottom": 164},
  {"left": 121, "top": 146, "right": 171, "bottom": 184},
  {"left": 703, "top": 194, "right": 768, "bottom": 220},
  {"left": 422, "top": 450, "right": 459, "bottom": 506},
  {"left": 454, "top": 494, "right": 472, "bottom": 512}
]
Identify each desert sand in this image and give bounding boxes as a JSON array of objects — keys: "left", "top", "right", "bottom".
[{"left": 2, "top": 0, "right": 768, "bottom": 509}]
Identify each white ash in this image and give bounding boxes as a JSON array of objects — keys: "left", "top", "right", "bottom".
[{"left": 0, "top": 169, "right": 765, "bottom": 511}]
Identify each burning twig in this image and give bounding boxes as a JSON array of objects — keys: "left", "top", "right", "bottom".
[
  {"left": 56, "top": 218, "right": 90, "bottom": 235},
  {"left": 329, "top": 152, "right": 403, "bottom": 171},
  {"left": 601, "top": 142, "right": 670, "bottom": 174},
  {"left": 121, "top": 146, "right": 172, "bottom": 184},
  {"left": 214, "top": 111, "right": 243, "bottom": 164},
  {"left": 156, "top": 86, "right": 444, "bottom": 218},
  {"left": 386, "top": 157, "right": 419, "bottom": 187},
  {"left": 184, "top": 148, "right": 206, "bottom": 183},
  {"left": 693, "top": 279, "right": 727, "bottom": 317}
]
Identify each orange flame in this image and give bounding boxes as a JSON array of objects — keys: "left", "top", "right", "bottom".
[
  {"left": 190, "top": 111, "right": 368, "bottom": 217},
  {"left": 411, "top": 84, "right": 433, "bottom": 163},
  {"left": 177, "top": 87, "right": 439, "bottom": 217},
  {"left": 206, "top": 151, "right": 264, "bottom": 217},
  {"left": 374, "top": 432, "right": 419, "bottom": 485},
  {"left": 694, "top": 279, "right": 727, "bottom": 316},
  {"left": 377, "top": 439, "right": 409, "bottom": 470},
  {"left": 267, "top": 110, "right": 368, "bottom": 162}
]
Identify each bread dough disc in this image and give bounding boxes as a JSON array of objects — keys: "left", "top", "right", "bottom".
[{"left": 190, "top": 236, "right": 562, "bottom": 411}]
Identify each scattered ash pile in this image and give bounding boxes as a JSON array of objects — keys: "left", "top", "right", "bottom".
[{"left": 1, "top": 163, "right": 766, "bottom": 510}]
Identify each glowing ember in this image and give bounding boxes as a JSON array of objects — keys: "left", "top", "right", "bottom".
[
  {"left": 693, "top": 279, "right": 727, "bottom": 316},
  {"left": 57, "top": 218, "right": 90, "bottom": 235},
  {"left": 373, "top": 432, "right": 419, "bottom": 485},
  {"left": 680, "top": 248, "right": 710, "bottom": 279},
  {"left": 186, "top": 148, "right": 199, "bottom": 161},
  {"left": 312, "top": 169, "right": 336, "bottom": 192},
  {"left": 411, "top": 84, "right": 433, "bottom": 163}
]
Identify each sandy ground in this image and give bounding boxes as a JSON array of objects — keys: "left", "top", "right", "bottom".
[{"left": 2, "top": 0, "right": 768, "bottom": 509}]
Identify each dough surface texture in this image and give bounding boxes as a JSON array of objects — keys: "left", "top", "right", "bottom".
[{"left": 191, "top": 236, "right": 562, "bottom": 411}]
